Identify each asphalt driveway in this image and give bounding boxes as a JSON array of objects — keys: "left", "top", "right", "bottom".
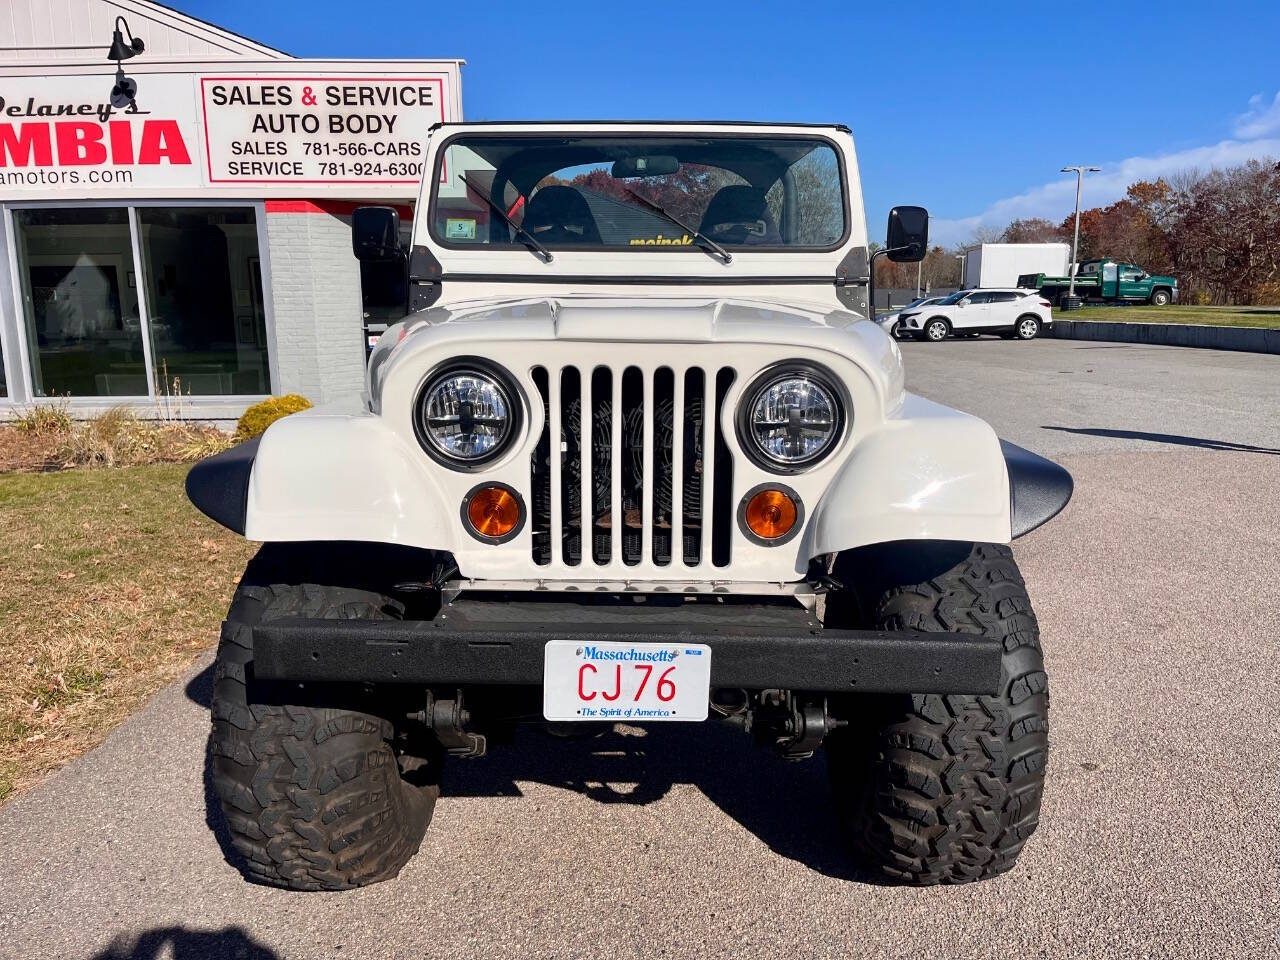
[{"left": 1, "top": 338, "right": 1277, "bottom": 960}]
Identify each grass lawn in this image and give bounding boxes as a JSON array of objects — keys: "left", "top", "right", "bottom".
[
  {"left": 0, "top": 464, "right": 255, "bottom": 805},
  {"left": 1069, "top": 304, "right": 1280, "bottom": 328}
]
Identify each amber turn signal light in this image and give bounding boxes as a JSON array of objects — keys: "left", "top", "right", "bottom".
[
  {"left": 744, "top": 488, "right": 798, "bottom": 540},
  {"left": 466, "top": 485, "right": 521, "bottom": 540}
]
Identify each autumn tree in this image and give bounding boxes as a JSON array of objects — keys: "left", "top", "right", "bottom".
[{"left": 999, "top": 218, "right": 1064, "bottom": 244}]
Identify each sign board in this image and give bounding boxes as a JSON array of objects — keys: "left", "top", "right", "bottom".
[
  {"left": 0, "top": 74, "right": 199, "bottom": 194},
  {"left": 0, "top": 60, "right": 460, "bottom": 200}
]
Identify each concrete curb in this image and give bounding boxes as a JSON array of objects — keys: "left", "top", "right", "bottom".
[{"left": 1051, "top": 318, "right": 1280, "bottom": 354}]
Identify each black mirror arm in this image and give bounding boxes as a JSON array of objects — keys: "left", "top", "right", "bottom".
[{"left": 866, "top": 244, "right": 917, "bottom": 320}]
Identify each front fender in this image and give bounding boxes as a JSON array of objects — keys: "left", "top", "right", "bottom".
[
  {"left": 805, "top": 395, "right": 1073, "bottom": 556},
  {"left": 806, "top": 394, "right": 1011, "bottom": 555},
  {"left": 185, "top": 411, "right": 461, "bottom": 552}
]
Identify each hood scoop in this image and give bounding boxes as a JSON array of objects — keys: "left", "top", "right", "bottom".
[{"left": 552, "top": 300, "right": 720, "bottom": 342}]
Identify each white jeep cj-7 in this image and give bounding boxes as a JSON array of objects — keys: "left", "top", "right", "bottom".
[{"left": 188, "top": 121, "right": 1071, "bottom": 890}]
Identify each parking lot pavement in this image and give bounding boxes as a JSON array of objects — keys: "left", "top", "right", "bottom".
[
  {"left": 1, "top": 339, "right": 1278, "bottom": 960},
  {"left": 900, "top": 335, "right": 1280, "bottom": 456}
]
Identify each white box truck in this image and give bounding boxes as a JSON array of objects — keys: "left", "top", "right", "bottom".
[{"left": 962, "top": 243, "right": 1070, "bottom": 288}]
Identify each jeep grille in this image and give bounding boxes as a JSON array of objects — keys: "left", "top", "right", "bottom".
[{"left": 529, "top": 365, "right": 737, "bottom": 569}]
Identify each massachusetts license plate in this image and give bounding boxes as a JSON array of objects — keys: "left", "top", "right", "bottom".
[{"left": 542, "top": 640, "right": 711, "bottom": 722}]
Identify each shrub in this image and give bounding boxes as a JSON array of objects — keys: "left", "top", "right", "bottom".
[
  {"left": 11, "top": 402, "right": 73, "bottom": 437},
  {"left": 234, "top": 394, "right": 312, "bottom": 442}
]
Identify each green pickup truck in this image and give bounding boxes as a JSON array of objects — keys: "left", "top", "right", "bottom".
[{"left": 1019, "top": 259, "right": 1178, "bottom": 306}]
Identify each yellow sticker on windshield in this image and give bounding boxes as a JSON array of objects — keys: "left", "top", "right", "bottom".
[{"left": 629, "top": 234, "right": 694, "bottom": 246}]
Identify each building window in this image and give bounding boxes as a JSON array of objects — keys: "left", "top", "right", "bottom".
[
  {"left": 138, "top": 207, "right": 269, "bottom": 396},
  {"left": 15, "top": 207, "right": 148, "bottom": 397},
  {"left": 10, "top": 204, "right": 270, "bottom": 399}
]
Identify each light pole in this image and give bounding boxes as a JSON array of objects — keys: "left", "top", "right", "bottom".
[
  {"left": 914, "top": 212, "right": 931, "bottom": 297},
  {"left": 1061, "top": 165, "right": 1100, "bottom": 298}
]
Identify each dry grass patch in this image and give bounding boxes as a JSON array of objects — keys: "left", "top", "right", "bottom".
[
  {"left": 0, "top": 403, "right": 232, "bottom": 473},
  {"left": 0, "top": 463, "right": 256, "bottom": 804}
]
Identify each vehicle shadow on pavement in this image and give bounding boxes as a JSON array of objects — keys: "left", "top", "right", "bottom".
[
  {"left": 443, "top": 722, "right": 886, "bottom": 884},
  {"left": 186, "top": 665, "right": 263, "bottom": 882},
  {"left": 91, "top": 925, "right": 278, "bottom": 960},
  {"left": 185, "top": 665, "right": 883, "bottom": 884},
  {"left": 1042, "top": 425, "right": 1280, "bottom": 454}
]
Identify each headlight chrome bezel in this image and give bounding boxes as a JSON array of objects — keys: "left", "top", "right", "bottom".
[
  {"left": 413, "top": 358, "right": 523, "bottom": 470},
  {"left": 736, "top": 362, "right": 848, "bottom": 473}
]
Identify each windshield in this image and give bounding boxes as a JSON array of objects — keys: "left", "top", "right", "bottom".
[
  {"left": 430, "top": 133, "right": 846, "bottom": 252},
  {"left": 936, "top": 291, "right": 969, "bottom": 305}
]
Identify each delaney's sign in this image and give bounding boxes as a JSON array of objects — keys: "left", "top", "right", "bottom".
[
  {"left": 0, "top": 62, "right": 459, "bottom": 200},
  {"left": 0, "top": 75, "right": 199, "bottom": 193}
]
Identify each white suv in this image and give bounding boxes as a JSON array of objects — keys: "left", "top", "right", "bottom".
[{"left": 898, "top": 288, "right": 1053, "bottom": 341}]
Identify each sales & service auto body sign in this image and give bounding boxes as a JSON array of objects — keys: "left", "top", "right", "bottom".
[
  {"left": 0, "top": 62, "right": 457, "bottom": 200},
  {"left": 200, "top": 76, "right": 443, "bottom": 185}
]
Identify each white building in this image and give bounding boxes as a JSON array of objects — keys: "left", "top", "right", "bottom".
[{"left": 0, "top": 0, "right": 462, "bottom": 417}]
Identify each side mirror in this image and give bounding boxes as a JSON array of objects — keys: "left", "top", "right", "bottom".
[
  {"left": 352, "top": 205, "right": 402, "bottom": 261},
  {"left": 885, "top": 205, "right": 928, "bottom": 263}
]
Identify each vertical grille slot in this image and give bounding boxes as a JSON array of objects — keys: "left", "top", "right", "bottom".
[
  {"left": 592, "top": 367, "right": 614, "bottom": 565},
  {"left": 686, "top": 366, "right": 706, "bottom": 563},
  {"left": 620, "top": 366, "right": 644, "bottom": 566},
  {"left": 681, "top": 368, "right": 705, "bottom": 566},
  {"left": 712, "top": 366, "right": 736, "bottom": 567},
  {"left": 652, "top": 367, "right": 674, "bottom": 566},
  {"left": 559, "top": 367, "right": 581, "bottom": 566},
  {"left": 529, "top": 366, "right": 551, "bottom": 566}
]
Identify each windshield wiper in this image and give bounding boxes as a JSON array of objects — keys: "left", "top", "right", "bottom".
[
  {"left": 621, "top": 187, "right": 732, "bottom": 264},
  {"left": 458, "top": 174, "right": 553, "bottom": 263}
]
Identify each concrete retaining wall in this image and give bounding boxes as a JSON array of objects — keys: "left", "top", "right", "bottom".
[{"left": 1051, "top": 319, "right": 1280, "bottom": 354}]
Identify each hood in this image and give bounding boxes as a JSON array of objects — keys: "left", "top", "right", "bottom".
[{"left": 371, "top": 294, "right": 905, "bottom": 409}]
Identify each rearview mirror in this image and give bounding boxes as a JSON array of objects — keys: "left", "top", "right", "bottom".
[
  {"left": 885, "top": 206, "right": 928, "bottom": 262},
  {"left": 611, "top": 155, "right": 680, "bottom": 179},
  {"left": 352, "top": 205, "right": 402, "bottom": 261}
]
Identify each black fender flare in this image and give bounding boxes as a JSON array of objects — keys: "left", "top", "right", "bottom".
[
  {"left": 1001, "top": 439, "right": 1073, "bottom": 538},
  {"left": 185, "top": 437, "right": 259, "bottom": 536}
]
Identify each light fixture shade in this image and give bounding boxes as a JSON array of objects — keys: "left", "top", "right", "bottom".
[
  {"left": 107, "top": 30, "right": 134, "bottom": 61},
  {"left": 107, "top": 29, "right": 143, "bottom": 61}
]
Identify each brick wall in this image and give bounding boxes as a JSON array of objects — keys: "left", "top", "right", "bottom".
[{"left": 264, "top": 206, "right": 366, "bottom": 405}]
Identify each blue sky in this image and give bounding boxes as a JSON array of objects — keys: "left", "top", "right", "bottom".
[{"left": 177, "top": 0, "right": 1280, "bottom": 247}]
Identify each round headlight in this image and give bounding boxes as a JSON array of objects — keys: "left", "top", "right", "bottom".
[
  {"left": 742, "top": 369, "right": 843, "bottom": 469},
  {"left": 416, "top": 365, "right": 517, "bottom": 466}
]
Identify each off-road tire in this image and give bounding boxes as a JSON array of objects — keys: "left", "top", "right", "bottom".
[
  {"left": 210, "top": 573, "right": 437, "bottom": 890},
  {"left": 824, "top": 541, "right": 1049, "bottom": 885}
]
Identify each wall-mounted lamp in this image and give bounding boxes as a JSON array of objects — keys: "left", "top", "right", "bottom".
[{"left": 107, "top": 16, "right": 145, "bottom": 108}]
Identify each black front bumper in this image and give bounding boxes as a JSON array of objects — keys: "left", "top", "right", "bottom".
[{"left": 249, "top": 597, "right": 1002, "bottom": 695}]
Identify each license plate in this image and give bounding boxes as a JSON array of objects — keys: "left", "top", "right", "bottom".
[{"left": 542, "top": 640, "right": 711, "bottom": 722}]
